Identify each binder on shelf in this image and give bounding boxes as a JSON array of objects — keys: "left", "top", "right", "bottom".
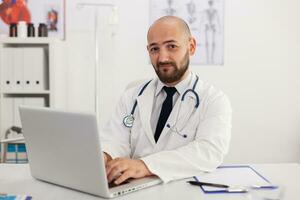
[
  {"left": 23, "top": 47, "right": 34, "bottom": 91},
  {"left": 1, "top": 47, "right": 14, "bottom": 91},
  {"left": 13, "top": 48, "right": 24, "bottom": 91},
  {"left": 33, "top": 47, "right": 47, "bottom": 91},
  {"left": 23, "top": 47, "right": 46, "bottom": 91}
]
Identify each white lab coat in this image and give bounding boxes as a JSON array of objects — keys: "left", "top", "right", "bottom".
[{"left": 100, "top": 73, "right": 232, "bottom": 183}]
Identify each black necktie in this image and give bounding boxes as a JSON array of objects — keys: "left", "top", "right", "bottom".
[{"left": 154, "top": 86, "right": 177, "bottom": 142}]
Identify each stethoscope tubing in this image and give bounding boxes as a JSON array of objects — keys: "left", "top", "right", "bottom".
[
  {"left": 124, "top": 75, "right": 200, "bottom": 129},
  {"left": 130, "top": 80, "right": 152, "bottom": 115}
]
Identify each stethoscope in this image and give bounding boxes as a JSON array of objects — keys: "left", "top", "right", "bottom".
[{"left": 123, "top": 75, "right": 200, "bottom": 138}]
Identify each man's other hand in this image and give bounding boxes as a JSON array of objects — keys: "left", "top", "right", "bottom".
[{"left": 106, "top": 158, "right": 153, "bottom": 185}]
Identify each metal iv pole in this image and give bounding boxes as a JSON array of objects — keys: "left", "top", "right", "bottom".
[{"left": 76, "top": 3, "right": 118, "bottom": 121}]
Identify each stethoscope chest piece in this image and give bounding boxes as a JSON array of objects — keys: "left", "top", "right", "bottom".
[{"left": 123, "top": 114, "right": 134, "bottom": 128}]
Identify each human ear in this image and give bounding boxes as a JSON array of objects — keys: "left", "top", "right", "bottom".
[{"left": 188, "top": 37, "right": 197, "bottom": 56}]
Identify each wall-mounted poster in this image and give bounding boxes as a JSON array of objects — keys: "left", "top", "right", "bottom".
[
  {"left": 150, "top": 0, "right": 224, "bottom": 65},
  {"left": 0, "top": 0, "right": 65, "bottom": 39}
]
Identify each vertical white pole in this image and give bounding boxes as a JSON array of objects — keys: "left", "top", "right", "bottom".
[
  {"left": 76, "top": 3, "right": 116, "bottom": 122},
  {"left": 94, "top": 8, "right": 100, "bottom": 120}
]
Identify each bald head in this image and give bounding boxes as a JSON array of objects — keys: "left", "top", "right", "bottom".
[
  {"left": 146, "top": 16, "right": 196, "bottom": 86},
  {"left": 147, "top": 16, "right": 191, "bottom": 42}
]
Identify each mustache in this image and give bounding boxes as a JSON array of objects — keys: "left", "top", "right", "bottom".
[{"left": 157, "top": 61, "right": 176, "bottom": 68}]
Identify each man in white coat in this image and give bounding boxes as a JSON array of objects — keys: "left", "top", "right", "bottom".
[{"left": 101, "top": 16, "right": 232, "bottom": 185}]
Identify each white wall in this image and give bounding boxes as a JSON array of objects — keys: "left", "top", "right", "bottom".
[{"left": 61, "top": 0, "right": 300, "bottom": 164}]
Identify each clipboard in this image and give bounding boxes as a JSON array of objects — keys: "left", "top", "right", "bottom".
[{"left": 194, "top": 165, "right": 274, "bottom": 194}]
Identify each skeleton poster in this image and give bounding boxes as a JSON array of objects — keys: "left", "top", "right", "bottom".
[{"left": 150, "top": 0, "right": 224, "bottom": 65}]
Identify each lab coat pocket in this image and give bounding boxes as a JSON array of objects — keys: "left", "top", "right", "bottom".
[
  {"left": 164, "top": 129, "right": 195, "bottom": 150},
  {"left": 179, "top": 113, "right": 200, "bottom": 139},
  {"left": 181, "top": 128, "right": 197, "bottom": 141}
]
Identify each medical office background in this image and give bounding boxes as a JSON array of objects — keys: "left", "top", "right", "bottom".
[{"left": 1, "top": 0, "right": 300, "bottom": 164}]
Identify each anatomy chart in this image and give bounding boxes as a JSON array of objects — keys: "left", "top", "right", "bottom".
[{"left": 150, "top": 0, "right": 224, "bottom": 65}]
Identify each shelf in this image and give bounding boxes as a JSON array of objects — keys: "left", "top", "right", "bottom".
[
  {"left": 0, "top": 38, "right": 54, "bottom": 143},
  {"left": 1, "top": 91, "right": 50, "bottom": 95},
  {"left": 0, "top": 37, "right": 56, "bottom": 44},
  {"left": 0, "top": 137, "right": 24, "bottom": 144}
]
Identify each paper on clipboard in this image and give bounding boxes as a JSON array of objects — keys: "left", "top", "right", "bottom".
[{"left": 194, "top": 165, "right": 273, "bottom": 193}]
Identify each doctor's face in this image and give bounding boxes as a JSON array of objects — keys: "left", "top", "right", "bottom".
[{"left": 147, "top": 18, "right": 196, "bottom": 85}]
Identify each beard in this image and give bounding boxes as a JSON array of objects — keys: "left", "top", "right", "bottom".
[{"left": 153, "top": 51, "right": 190, "bottom": 84}]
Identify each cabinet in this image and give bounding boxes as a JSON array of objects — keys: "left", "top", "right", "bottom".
[{"left": 0, "top": 37, "right": 55, "bottom": 162}]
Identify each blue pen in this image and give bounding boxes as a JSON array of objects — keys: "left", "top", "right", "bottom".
[{"left": 251, "top": 185, "right": 278, "bottom": 189}]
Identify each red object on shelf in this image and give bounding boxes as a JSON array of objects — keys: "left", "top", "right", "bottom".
[{"left": 0, "top": 0, "right": 31, "bottom": 25}]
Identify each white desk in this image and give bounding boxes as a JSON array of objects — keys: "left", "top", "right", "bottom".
[{"left": 0, "top": 163, "right": 299, "bottom": 200}]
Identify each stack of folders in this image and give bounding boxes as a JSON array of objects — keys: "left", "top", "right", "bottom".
[
  {"left": 1, "top": 47, "right": 47, "bottom": 91},
  {"left": 5, "top": 143, "right": 28, "bottom": 164}
]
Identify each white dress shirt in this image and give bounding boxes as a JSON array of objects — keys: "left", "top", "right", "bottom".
[{"left": 150, "top": 72, "right": 192, "bottom": 134}]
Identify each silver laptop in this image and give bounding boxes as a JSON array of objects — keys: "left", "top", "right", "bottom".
[{"left": 19, "top": 106, "right": 162, "bottom": 198}]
